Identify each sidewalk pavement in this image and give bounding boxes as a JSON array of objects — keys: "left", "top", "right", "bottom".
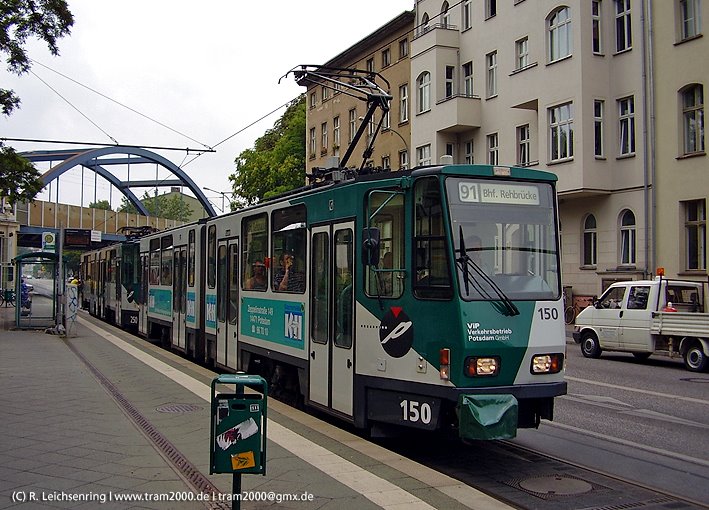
[{"left": 0, "top": 306, "right": 512, "bottom": 510}]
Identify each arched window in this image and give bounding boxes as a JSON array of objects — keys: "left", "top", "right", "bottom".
[
  {"left": 681, "top": 84, "right": 705, "bottom": 155},
  {"left": 417, "top": 72, "right": 431, "bottom": 113},
  {"left": 583, "top": 214, "right": 597, "bottom": 266},
  {"left": 619, "top": 210, "right": 636, "bottom": 265},
  {"left": 548, "top": 7, "right": 572, "bottom": 62},
  {"left": 420, "top": 12, "right": 430, "bottom": 35},
  {"left": 441, "top": 2, "right": 450, "bottom": 27}
]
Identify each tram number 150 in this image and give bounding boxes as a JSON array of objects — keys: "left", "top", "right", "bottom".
[{"left": 400, "top": 399, "right": 432, "bottom": 424}]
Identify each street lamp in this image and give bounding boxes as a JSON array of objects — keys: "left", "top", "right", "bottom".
[{"left": 203, "top": 187, "right": 233, "bottom": 214}]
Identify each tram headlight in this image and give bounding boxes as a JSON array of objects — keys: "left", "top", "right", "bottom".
[
  {"left": 464, "top": 356, "right": 500, "bottom": 377},
  {"left": 530, "top": 353, "right": 564, "bottom": 374}
]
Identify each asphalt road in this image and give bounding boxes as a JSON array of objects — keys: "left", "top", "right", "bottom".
[{"left": 513, "top": 342, "right": 709, "bottom": 504}]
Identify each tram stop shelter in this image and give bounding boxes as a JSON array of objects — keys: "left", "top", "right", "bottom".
[{"left": 12, "top": 251, "right": 60, "bottom": 329}]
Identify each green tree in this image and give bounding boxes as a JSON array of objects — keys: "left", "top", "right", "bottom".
[
  {"left": 88, "top": 199, "right": 112, "bottom": 210},
  {"left": 1, "top": 0, "right": 74, "bottom": 116},
  {"left": 118, "top": 192, "right": 193, "bottom": 222},
  {"left": 229, "top": 96, "right": 306, "bottom": 204},
  {"left": 0, "top": 144, "right": 44, "bottom": 204}
]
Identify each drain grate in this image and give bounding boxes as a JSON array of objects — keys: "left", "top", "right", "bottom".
[
  {"left": 156, "top": 403, "right": 203, "bottom": 413},
  {"left": 66, "top": 341, "right": 230, "bottom": 510},
  {"left": 580, "top": 496, "right": 679, "bottom": 510}
]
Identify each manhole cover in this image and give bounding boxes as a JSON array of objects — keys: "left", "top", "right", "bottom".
[
  {"left": 156, "top": 403, "right": 202, "bottom": 413},
  {"left": 519, "top": 475, "right": 593, "bottom": 496}
]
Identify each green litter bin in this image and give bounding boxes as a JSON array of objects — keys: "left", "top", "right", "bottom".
[{"left": 209, "top": 374, "right": 267, "bottom": 475}]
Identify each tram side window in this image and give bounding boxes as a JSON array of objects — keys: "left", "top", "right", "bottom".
[
  {"left": 414, "top": 177, "right": 452, "bottom": 299},
  {"left": 161, "top": 235, "right": 173, "bottom": 287},
  {"left": 207, "top": 225, "right": 216, "bottom": 289},
  {"left": 365, "top": 190, "right": 405, "bottom": 298},
  {"left": 242, "top": 214, "right": 268, "bottom": 291},
  {"left": 272, "top": 205, "right": 307, "bottom": 294},
  {"left": 188, "top": 229, "right": 195, "bottom": 287},
  {"left": 149, "top": 239, "right": 160, "bottom": 285}
]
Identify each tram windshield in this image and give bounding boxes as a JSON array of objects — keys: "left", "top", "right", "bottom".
[{"left": 445, "top": 177, "right": 561, "bottom": 302}]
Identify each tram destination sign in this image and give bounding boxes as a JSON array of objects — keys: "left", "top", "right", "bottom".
[{"left": 458, "top": 182, "right": 540, "bottom": 206}]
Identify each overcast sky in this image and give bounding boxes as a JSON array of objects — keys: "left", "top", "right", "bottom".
[{"left": 1, "top": 0, "right": 413, "bottom": 213}]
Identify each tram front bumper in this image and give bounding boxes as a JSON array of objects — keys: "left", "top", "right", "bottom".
[{"left": 457, "top": 394, "right": 518, "bottom": 440}]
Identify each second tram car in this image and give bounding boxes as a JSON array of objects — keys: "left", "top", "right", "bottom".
[{"left": 81, "top": 163, "right": 566, "bottom": 440}]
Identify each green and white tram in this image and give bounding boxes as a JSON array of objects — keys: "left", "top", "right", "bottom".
[{"left": 195, "top": 163, "right": 564, "bottom": 439}]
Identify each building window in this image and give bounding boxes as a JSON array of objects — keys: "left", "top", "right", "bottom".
[
  {"left": 516, "top": 37, "right": 529, "bottom": 69},
  {"left": 348, "top": 109, "right": 357, "bottom": 143},
  {"left": 679, "top": 0, "right": 701, "bottom": 40},
  {"left": 463, "top": 61, "right": 473, "bottom": 96},
  {"left": 383, "top": 109, "right": 390, "bottom": 130},
  {"left": 399, "top": 150, "right": 409, "bottom": 170},
  {"left": 517, "top": 124, "right": 530, "bottom": 166},
  {"left": 399, "top": 84, "right": 409, "bottom": 122},
  {"left": 682, "top": 84, "right": 705, "bottom": 154},
  {"left": 465, "top": 140, "right": 474, "bottom": 164},
  {"left": 487, "top": 133, "right": 498, "bottom": 165},
  {"left": 592, "top": 1, "right": 603, "bottom": 54},
  {"left": 618, "top": 96, "right": 635, "bottom": 156},
  {"left": 485, "top": 0, "right": 497, "bottom": 19},
  {"left": 333, "top": 116, "right": 340, "bottom": 154},
  {"left": 322, "top": 86, "right": 329, "bottom": 102},
  {"left": 420, "top": 12, "right": 430, "bottom": 34},
  {"left": 417, "top": 72, "right": 431, "bottom": 113},
  {"left": 548, "top": 6, "right": 572, "bottom": 62},
  {"left": 309, "top": 91, "right": 317, "bottom": 108},
  {"left": 445, "top": 65, "right": 455, "bottom": 98},
  {"left": 684, "top": 199, "right": 706, "bottom": 271},
  {"left": 594, "top": 99, "right": 604, "bottom": 157},
  {"left": 309, "top": 127, "right": 316, "bottom": 157},
  {"left": 445, "top": 143, "right": 454, "bottom": 159},
  {"left": 321, "top": 122, "right": 328, "bottom": 154},
  {"left": 583, "top": 214, "right": 597, "bottom": 266},
  {"left": 549, "top": 102, "right": 574, "bottom": 161},
  {"left": 486, "top": 51, "right": 497, "bottom": 98},
  {"left": 399, "top": 38, "right": 409, "bottom": 59},
  {"left": 462, "top": 0, "right": 472, "bottom": 30},
  {"left": 417, "top": 144, "right": 431, "bottom": 166},
  {"left": 615, "top": 0, "right": 632, "bottom": 52},
  {"left": 382, "top": 155, "right": 390, "bottom": 169},
  {"left": 382, "top": 48, "right": 391, "bottom": 68},
  {"left": 619, "top": 209, "right": 636, "bottom": 265},
  {"left": 441, "top": 1, "right": 450, "bottom": 27}
]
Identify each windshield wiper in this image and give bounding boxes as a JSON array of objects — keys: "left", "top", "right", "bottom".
[{"left": 456, "top": 226, "right": 520, "bottom": 317}]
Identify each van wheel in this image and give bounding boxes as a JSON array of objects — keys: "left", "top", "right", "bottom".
[
  {"left": 581, "top": 332, "right": 602, "bottom": 359},
  {"left": 684, "top": 344, "right": 708, "bottom": 372}
]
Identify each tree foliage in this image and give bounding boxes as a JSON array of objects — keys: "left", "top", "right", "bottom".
[
  {"left": 229, "top": 96, "right": 306, "bottom": 205},
  {"left": 0, "top": 144, "right": 45, "bottom": 204},
  {"left": 88, "top": 199, "right": 112, "bottom": 210},
  {"left": 118, "top": 192, "right": 193, "bottom": 222},
  {"left": 1, "top": 0, "right": 74, "bottom": 115}
]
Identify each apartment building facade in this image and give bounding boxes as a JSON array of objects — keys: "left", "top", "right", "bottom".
[
  {"left": 303, "top": 0, "right": 707, "bottom": 297},
  {"left": 304, "top": 11, "right": 415, "bottom": 173}
]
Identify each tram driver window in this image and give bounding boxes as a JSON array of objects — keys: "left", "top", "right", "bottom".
[
  {"left": 242, "top": 214, "right": 268, "bottom": 291},
  {"left": 272, "top": 205, "right": 307, "bottom": 294}
]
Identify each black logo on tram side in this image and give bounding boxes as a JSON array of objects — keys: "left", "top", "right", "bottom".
[{"left": 379, "top": 307, "right": 414, "bottom": 358}]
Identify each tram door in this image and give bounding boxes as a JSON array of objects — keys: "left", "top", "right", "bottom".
[
  {"left": 172, "top": 246, "right": 187, "bottom": 350},
  {"left": 216, "top": 240, "right": 239, "bottom": 369},
  {"left": 309, "top": 222, "right": 355, "bottom": 416},
  {"left": 139, "top": 254, "right": 148, "bottom": 335}
]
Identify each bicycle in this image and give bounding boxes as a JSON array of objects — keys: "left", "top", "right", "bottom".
[
  {"left": 1, "top": 289, "right": 16, "bottom": 307},
  {"left": 564, "top": 301, "right": 579, "bottom": 324}
]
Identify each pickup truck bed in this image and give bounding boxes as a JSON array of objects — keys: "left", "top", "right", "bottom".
[{"left": 650, "top": 312, "right": 709, "bottom": 338}]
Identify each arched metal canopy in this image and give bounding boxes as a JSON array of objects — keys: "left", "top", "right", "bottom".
[{"left": 21, "top": 146, "right": 216, "bottom": 217}]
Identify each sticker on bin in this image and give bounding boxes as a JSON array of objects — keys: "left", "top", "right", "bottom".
[
  {"left": 231, "top": 451, "right": 256, "bottom": 470},
  {"left": 216, "top": 417, "right": 259, "bottom": 450}
]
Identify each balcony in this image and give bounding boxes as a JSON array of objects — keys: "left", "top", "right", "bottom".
[
  {"left": 435, "top": 94, "right": 482, "bottom": 133},
  {"left": 411, "top": 23, "right": 460, "bottom": 54}
]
